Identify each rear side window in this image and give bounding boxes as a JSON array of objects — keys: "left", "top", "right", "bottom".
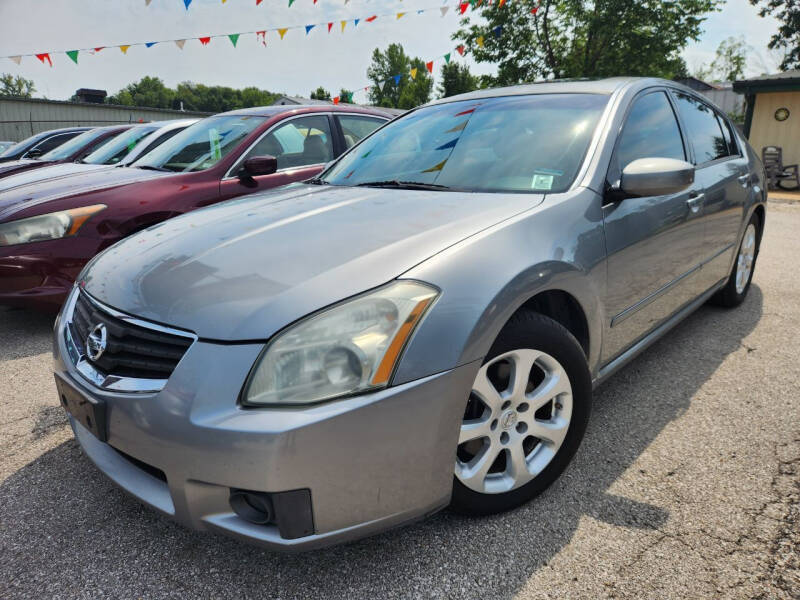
[
  {"left": 337, "top": 115, "right": 385, "bottom": 148},
  {"left": 716, "top": 114, "right": 739, "bottom": 157},
  {"left": 615, "top": 91, "right": 686, "bottom": 173},
  {"left": 30, "top": 132, "right": 80, "bottom": 155},
  {"left": 673, "top": 93, "right": 728, "bottom": 164},
  {"left": 245, "top": 115, "right": 333, "bottom": 170}
]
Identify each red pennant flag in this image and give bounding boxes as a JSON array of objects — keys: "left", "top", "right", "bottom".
[
  {"left": 425, "top": 60, "right": 434, "bottom": 73},
  {"left": 456, "top": 45, "right": 465, "bottom": 56},
  {"left": 531, "top": 6, "right": 539, "bottom": 14},
  {"left": 327, "top": 22, "right": 333, "bottom": 33},
  {"left": 256, "top": 0, "right": 263, "bottom": 4},
  {"left": 199, "top": 37, "right": 211, "bottom": 45},
  {"left": 36, "top": 53, "right": 52, "bottom": 67},
  {"left": 365, "top": 15, "right": 377, "bottom": 22},
  {"left": 498, "top": 0, "right": 506, "bottom": 6},
  {"left": 459, "top": 2, "right": 469, "bottom": 14},
  {"left": 94, "top": 47, "right": 104, "bottom": 52},
  {"left": 333, "top": 96, "right": 340, "bottom": 105},
  {"left": 256, "top": 30, "right": 266, "bottom": 46}
]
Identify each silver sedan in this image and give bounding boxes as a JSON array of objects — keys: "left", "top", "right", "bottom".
[{"left": 53, "top": 77, "right": 765, "bottom": 551}]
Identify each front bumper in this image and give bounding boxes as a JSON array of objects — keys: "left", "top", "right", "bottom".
[{"left": 54, "top": 303, "right": 479, "bottom": 551}]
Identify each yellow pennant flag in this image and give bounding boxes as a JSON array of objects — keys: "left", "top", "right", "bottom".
[
  {"left": 120, "top": 45, "right": 130, "bottom": 54},
  {"left": 477, "top": 36, "right": 484, "bottom": 47},
  {"left": 410, "top": 67, "right": 418, "bottom": 80},
  {"left": 341, "top": 20, "right": 347, "bottom": 32},
  {"left": 278, "top": 28, "right": 288, "bottom": 39},
  {"left": 396, "top": 12, "right": 406, "bottom": 19}
]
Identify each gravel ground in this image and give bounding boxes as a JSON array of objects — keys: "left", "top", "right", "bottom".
[{"left": 1, "top": 202, "right": 798, "bottom": 599}]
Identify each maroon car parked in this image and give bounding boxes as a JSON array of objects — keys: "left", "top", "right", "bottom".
[
  {"left": 0, "top": 105, "right": 389, "bottom": 310},
  {"left": 0, "top": 125, "right": 134, "bottom": 180}
]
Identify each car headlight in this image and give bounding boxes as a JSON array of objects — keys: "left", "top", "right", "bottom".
[
  {"left": 0, "top": 204, "right": 106, "bottom": 246},
  {"left": 243, "top": 280, "right": 438, "bottom": 406}
]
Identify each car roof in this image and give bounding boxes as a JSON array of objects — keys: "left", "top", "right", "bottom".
[{"left": 219, "top": 104, "right": 393, "bottom": 118}]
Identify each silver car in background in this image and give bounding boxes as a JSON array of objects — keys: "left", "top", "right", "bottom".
[{"left": 53, "top": 77, "right": 765, "bottom": 551}]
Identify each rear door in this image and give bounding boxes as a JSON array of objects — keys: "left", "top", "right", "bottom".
[
  {"left": 671, "top": 91, "right": 750, "bottom": 291},
  {"left": 219, "top": 114, "right": 335, "bottom": 201},
  {"left": 601, "top": 89, "right": 705, "bottom": 364}
]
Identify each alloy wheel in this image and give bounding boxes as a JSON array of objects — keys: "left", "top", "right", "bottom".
[{"left": 735, "top": 223, "right": 757, "bottom": 294}]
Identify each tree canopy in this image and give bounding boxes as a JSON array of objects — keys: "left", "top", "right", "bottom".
[
  {"left": 453, "top": 0, "right": 720, "bottom": 85},
  {"left": 438, "top": 62, "right": 481, "bottom": 98},
  {"left": 310, "top": 86, "right": 331, "bottom": 100},
  {"left": 367, "top": 43, "right": 433, "bottom": 109},
  {"left": 107, "top": 76, "right": 279, "bottom": 112},
  {"left": 750, "top": 0, "right": 800, "bottom": 70},
  {"left": 0, "top": 73, "right": 35, "bottom": 98},
  {"left": 694, "top": 36, "right": 749, "bottom": 82}
]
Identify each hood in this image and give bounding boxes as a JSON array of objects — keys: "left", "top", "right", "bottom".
[
  {"left": 0, "top": 162, "right": 110, "bottom": 194},
  {"left": 83, "top": 184, "right": 542, "bottom": 341},
  {"left": 0, "top": 166, "right": 166, "bottom": 221}
]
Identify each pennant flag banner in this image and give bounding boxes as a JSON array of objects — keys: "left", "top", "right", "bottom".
[{"left": 2, "top": 0, "right": 513, "bottom": 67}]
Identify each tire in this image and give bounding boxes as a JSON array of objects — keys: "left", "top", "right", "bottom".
[
  {"left": 450, "top": 311, "right": 592, "bottom": 516},
  {"left": 710, "top": 212, "right": 761, "bottom": 308}
]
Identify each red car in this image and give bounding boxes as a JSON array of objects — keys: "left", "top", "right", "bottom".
[
  {"left": 0, "top": 105, "right": 390, "bottom": 310},
  {"left": 0, "top": 125, "right": 134, "bottom": 180}
]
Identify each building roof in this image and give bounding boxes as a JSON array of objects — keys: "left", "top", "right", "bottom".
[
  {"left": 733, "top": 70, "right": 800, "bottom": 93},
  {"left": 272, "top": 95, "right": 332, "bottom": 106}
]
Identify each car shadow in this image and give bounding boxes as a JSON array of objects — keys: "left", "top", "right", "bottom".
[
  {"left": 0, "top": 287, "right": 763, "bottom": 599},
  {"left": 0, "top": 306, "right": 54, "bottom": 361}
]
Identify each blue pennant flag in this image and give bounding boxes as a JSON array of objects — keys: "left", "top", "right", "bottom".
[
  {"left": 354, "top": 18, "right": 360, "bottom": 26},
  {"left": 305, "top": 24, "right": 315, "bottom": 35},
  {"left": 393, "top": 74, "right": 402, "bottom": 85},
  {"left": 145, "top": 42, "right": 157, "bottom": 48},
  {"left": 183, "top": 0, "right": 192, "bottom": 9},
  {"left": 493, "top": 25, "right": 503, "bottom": 38}
]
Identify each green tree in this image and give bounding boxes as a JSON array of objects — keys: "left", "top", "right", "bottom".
[
  {"left": 338, "top": 88, "right": 354, "bottom": 103},
  {"left": 750, "top": 0, "right": 800, "bottom": 70},
  {"left": 108, "top": 76, "right": 175, "bottom": 108},
  {"left": 453, "top": 0, "right": 720, "bottom": 85},
  {"left": 0, "top": 73, "right": 35, "bottom": 97},
  {"left": 367, "top": 44, "right": 433, "bottom": 109},
  {"left": 310, "top": 86, "right": 331, "bottom": 100},
  {"left": 438, "top": 62, "right": 480, "bottom": 98},
  {"left": 712, "top": 36, "right": 750, "bottom": 81}
]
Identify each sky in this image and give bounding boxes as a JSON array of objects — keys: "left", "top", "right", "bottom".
[{"left": 0, "top": 0, "right": 783, "bottom": 102}]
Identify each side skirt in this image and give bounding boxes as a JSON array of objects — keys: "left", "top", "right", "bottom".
[{"left": 592, "top": 279, "right": 726, "bottom": 389}]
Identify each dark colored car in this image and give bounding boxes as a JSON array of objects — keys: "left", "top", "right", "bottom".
[
  {"left": 0, "top": 105, "right": 389, "bottom": 310},
  {"left": 0, "top": 125, "right": 133, "bottom": 180},
  {"left": 0, "top": 127, "right": 90, "bottom": 163}
]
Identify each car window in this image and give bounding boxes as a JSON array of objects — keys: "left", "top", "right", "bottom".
[
  {"left": 123, "top": 127, "right": 184, "bottom": 164},
  {"left": 29, "top": 132, "right": 81, "bottom": 156},
  {"left": 245, "top": 115, "right": 333, "bottom": 171},
  {"left": 82, "top": 126, "right": 158, "bottom": 165},
  {"left": 40, "top": 128, "right": 114, "bottom": 161},
  {"left": 134, "top": 115, "right": 266, "bottom": 173},
  {"left": 322, "top": 94, "right": 608, "bottom": 193},
  {"left": 716, "top": 114, "right": 739, "bottom": 157},
  {"left": 615, "top": 92, "right": 685, "bottom": 173},
  {"left": 673, "top": 93, "right": 728, "bottom": 165},
  {"left": 338, "top": 115, "right": 386, "bottom": 148}
]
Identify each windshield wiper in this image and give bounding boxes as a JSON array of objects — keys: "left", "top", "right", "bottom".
[
  {"left": 136, "top": 165, "right": 171, "bottom": 172},
  {"left": 355, "top": 180, "right": 451, "bottom": 191},
  {"left": 305, "top": 177, "right": 330, "bottom": 185}
]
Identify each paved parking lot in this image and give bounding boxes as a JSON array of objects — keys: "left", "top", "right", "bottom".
[{"left": 1, "top": 202, "right": 798, "bottom": 599}]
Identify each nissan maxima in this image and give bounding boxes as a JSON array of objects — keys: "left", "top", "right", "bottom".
[{"left": 54, "top": 78, "right": 765, "bottom": 551}]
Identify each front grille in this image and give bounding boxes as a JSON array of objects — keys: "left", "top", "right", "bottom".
[{"left": 70, "top": 291, "right": 193, "bottom": 381}]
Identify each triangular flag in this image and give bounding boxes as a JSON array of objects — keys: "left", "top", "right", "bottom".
[
  {"left": 120, "top": 45, "right": 130, "bottom": 54},
  {"left": 93, "top": 47, "right": 104, "bottom": 53},
  {"left": 396, "top": 12, "right": 406, "bottom": 19},
  {"left": 456, "top": 44, "right": 465, "bottom": 56},
  {"left": 328, "top": 22, "right": 333, "bottom": 33},
  {"left": 393, "top": 74, "right": 402, "bottom": 85},
  {"left": 366, "top": 15, "right": 377, "bottom": 22},
  {"left": 333, "top": 96, "right": 340, "bottom": 105},
  {"left": 476, "top": 35, "right": 484, "bottom": 47},
  {"left": 354, "top": 18, "right": 360, "bottom": 26},
  {"left": 278, "top": 28, "right": 288, "bottom": 39},
  {"left": 410, "top": 67, "right": 418, "bottom": 80},
  {"left": 498, "top": 0, "right": 506, "bottom": 6},
  {"left": 425, "top": 60, "right": 434, "bottom": 73},
  {"left": 145, "top": 0, "right": 152, "bottom": 5},
  {"left": 444, "top": 53, "right": 451, "bottom": 63},
  {"left": 493, "top": 25, "right": 502, "bottom": 38},
  {"left": 36, "top": 53, "right": 53, "bottom": 67},
  {"left": 9, "top": 56, "right": 21, "bottom": 64},
  {"left": 288, "top": 0, "right": 295, "bottom": 5},
  {"left": 183, "top": 0, "right": 192, "bottom": 8},
  {"left": 145, "top": 42, "right": 157, "bottom": 48},
  {"left": 459, "top": 2, "right": 469, "bottom": 14},
  {"left": 531, "top": 6, "right": 539, "bottom": 14},
  {"left": 66, "top": 50, "right": 79, "bottom": 64},
  {"left": 440, "top": 6, "right": 449, "bottom": 16},
  {"left": 256, "top": 31, "right": 267, "bottom": 45},
  {"left": 256, "top": 0, "right": 263, "bottom": 4},
  {"left": 228, "top": 33, "right": 240, "bottom": 47},
  {"left": 305, "top": 24, "right": 315, "bottom": 35},
  {"left": 175, "top": 39, "right": 186, "bottom": 49},
  {"left": 199, "top": 37, "right": 211, "bottom": 45},
  {"left": 341, "top": 20, "right": 347, "bottom": 32}
]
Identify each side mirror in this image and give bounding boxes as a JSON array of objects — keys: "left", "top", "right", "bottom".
[
  {"left": 620, "top": 157, "right": 694, "bottom": 197},
  {"left": 240, "top": 155, "right": 277, "bottom": 178},
  {"left": 25, "top": 148, "right": 43, "bottom": 159}
]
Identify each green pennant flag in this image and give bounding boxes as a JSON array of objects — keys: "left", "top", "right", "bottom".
[
  {"left": 66, "top": 50, "right": 79, "bottom": 64},
  {"left": 288, "top": 0, "right": 296, "bottom": 5},
  {"left": 228, "top": 34, "right": 240, "bottom": 47},
  {"left": 444, "top": 53, "right": 451, "bottom": 64}
]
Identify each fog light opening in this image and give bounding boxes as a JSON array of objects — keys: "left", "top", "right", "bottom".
[{"left": 229, "top": 489, "right": 274, "bottom": 525}]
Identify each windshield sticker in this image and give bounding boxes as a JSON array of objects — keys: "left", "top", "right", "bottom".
[
  {"left": 208, "top": 128, "right": 222, "bottom": 161},
  {"left": 531, "top": 173, "right": 554, "bottom": 190}
]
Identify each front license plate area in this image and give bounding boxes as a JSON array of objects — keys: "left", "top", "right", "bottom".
[{"left": 55, "top": 374, "right": 107, "bottom": 442}]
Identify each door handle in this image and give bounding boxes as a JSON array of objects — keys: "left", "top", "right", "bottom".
[
  {"left": 686, "top": 192, "right": 704, "bottom": 213},
  {"left": 738, "top": 174, "right": 750, "bottom": 187}
]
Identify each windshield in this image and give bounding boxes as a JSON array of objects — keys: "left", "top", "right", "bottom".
[
  {"left": 82, "top": 126, "right": 157, "bottom": 165},
  {"left": 322, "top": 94, "right": 608, "bottom": 193},
  {"left": 0, "top": 142, "right": 13, "bottom": 153},
  {"left": 40, "top": 128, "right": 113, "bottom": 161},
  {"left": 133, "top": 115, "right": 266, "bottom": 172}
]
